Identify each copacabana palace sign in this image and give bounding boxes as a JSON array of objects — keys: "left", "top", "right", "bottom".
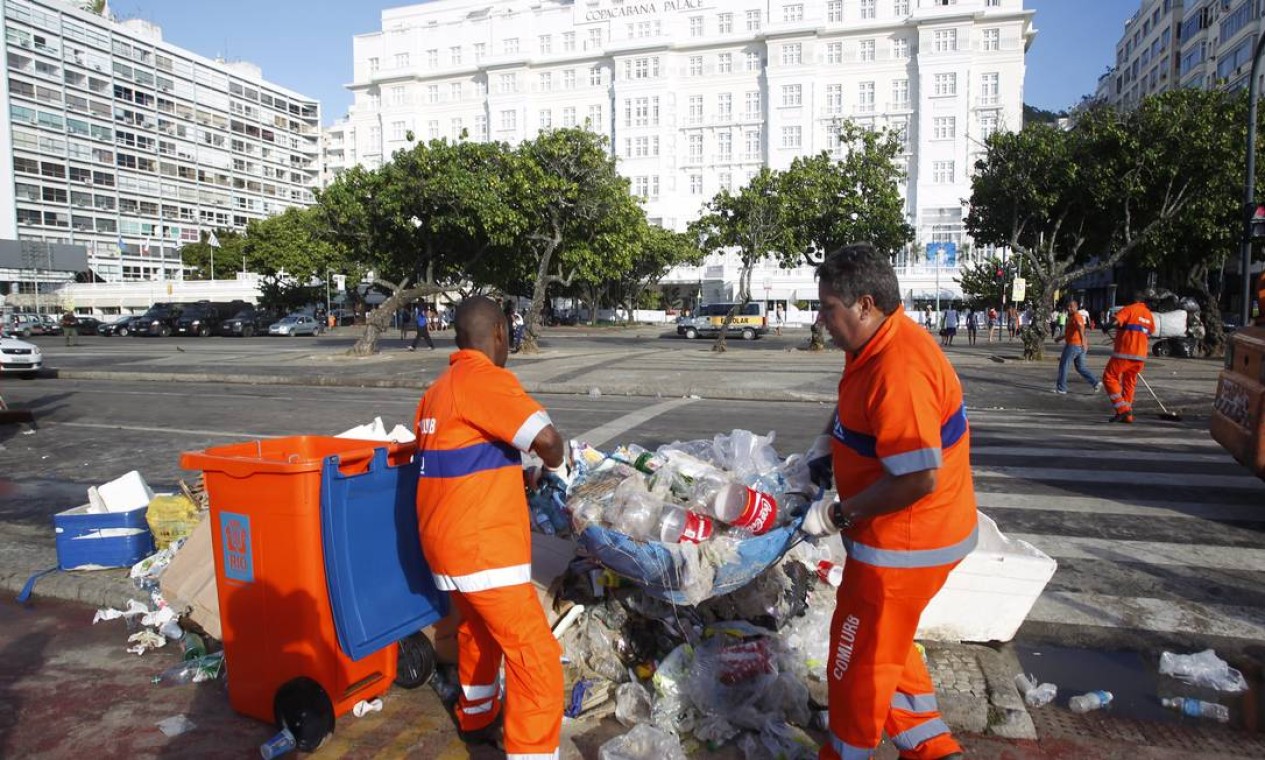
[{"left": 576, "top": 0, "right": 708, "bottom": 23}]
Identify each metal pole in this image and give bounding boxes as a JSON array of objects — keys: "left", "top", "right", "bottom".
[
  {"left": 1240, "top": 33, "right": 1265, "bottom": 328},
  {"left": 326, "top": 269, "right": 331, "bottom": 316}
]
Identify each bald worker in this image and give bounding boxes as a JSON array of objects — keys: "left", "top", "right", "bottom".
[{"left": 412, "top": 296, "right": 568, "bottom": 757}]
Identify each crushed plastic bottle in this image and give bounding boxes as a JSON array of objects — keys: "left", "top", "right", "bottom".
[
  {"left": 1014, "top": 673, "right": 1057, "bottom": 708},
  {"left": 816, "top": 561, "right": 843, "bottom": 588},
  {"left": 259, "top": 727, "right": 296, "bottom": 759},
  {"left": 152, "top": 652, "right": 224, "bottom": 686},
  {"left": 1162, "top": 697, "right": 1230, "bottom": 723},
  {"left": 1069, "top": 690, "right": 1113, "bottom": 713}
]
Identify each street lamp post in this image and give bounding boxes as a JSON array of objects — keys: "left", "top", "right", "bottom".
[
  {"left": 934, "top": 245, "right": 945, "bottom": 318},
  {"left": 1240, "top": 33, "right": 1265, "bottom": 328}
]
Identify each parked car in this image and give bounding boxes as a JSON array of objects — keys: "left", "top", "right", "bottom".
[
  {"left": 268, "top": 314, "right": 324, "bottom": 336},
  {"left": 676, "top": 302, "right": 768, "bottom": 340},
  {"left": 130, "top": 303, "right": 183, "bottom": 337},
  {"left": 73, "top": 316, "right": 104, "bottom": 335},
  {"left": 39, "top": 314, "right": 62, "bottom": 335},
  {"left": 219, "top": 307, "right": 278, "bottom": 337},
  {"left": 99, "top": 315, "right": 140, "bottom": 337},
  {"left": 0, "top": 335, "right": 42, "bottom": 377},
  {"left": 3, "top": 314, "right": 39, "bottom": 338},
  {"left": 174, "top": 301, "right": 243, "bottom": 337}
]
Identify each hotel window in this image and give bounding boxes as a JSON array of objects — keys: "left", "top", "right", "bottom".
[
  {"left": 932, "top": 117, "right": 955, "bottom": 140},
  {"left": 893, "top": 38, "right": 910, "bottom": 59},
  {"left": 590, "top": 66, "right": 603, "bottom": 86},
  {"left": 745, "top": 91, "right": 761, "bottom": 119},
  {"left": 892, "top": 79, "right": 909, "bottom": 107},
  {"left": 895, "top": 0, "right": 910, "bottom": 14},
  {"left": 500, "top": 109, "right": 516, "bottom": 131},
  {"left": 860, "top": 0, "right": 876, "bottom": 19},
  {"left": 451, "top": 117, "right": 463, "bottom": 138},
  {"left": 934, "top": 30, "right": 957, "bottom": 53},
  {"left": 539, "top": 109, "right": 552, "bottom": 129},
  {"left": 551, "top": 106, "right": 570, "bottom": 127},
  {"left": 394, "top": 52, "right": 409, "bottom": 69},
  {"left": 427, "top": 85, "right": 439, "bottom": 103},
  {"left": 745, "top": 129, "right": 761, "bottom": 159},
  {"left": 979, "top": 111, "right": 999, "bottom": 140},
  {"left": 689, "top": 133, "right": 703, "bottom": 160},
  {"left": 718, "top": 13, "right": 733, "bottom": 33},
  {"left": 588, "top": 29, "right": 602, "bottom": 49},
  {"left": 828, "top": 1, "right": 843, "bottom": 22},
  {"left": 498, "top": 73, "right": 517, "bottom": 94},
  {"left": 690, "top": 16, "right": 704, "bottom": 37},
  {"left": 450, "top": 46, "right": 462, "bottom": 65},
  {"left": 781, "top": 84, "right": 802, "bottom": 107},
  {"left": 539, "top": 34, "right": 552, "bottom": 54},
  {"left": 625, "top": 57, "right": 661, "bottom": 79},
  {"left": 689, "top": 56, "right": 704, "bottom": 77},
  {"left": 859, "top": 40, "right": 875, "bottom": 61},
  {"left": 504, "top": 38, "right": 519, "bottom": 54},
  {"left": 563, "top": 32, "right": 576, "bottom": 52},
  {"left": 689, "top": 95, "right": 703, "bottom": 124},
  {"left": 983, "top": 28, "right": 1000, "bottom": 51},
  {"left": 933, "top": 161, "right": 954, "bottom": 183},
  {"left": 718, "top": 132, "right": 732, "bottom": 160},
  {"left": 451, "top": 83, "right": 462, "bottom": 100},
  {"left": 933, "top": 72, "right": 957, "bottom": 96},
  {"left": 783, "top": 4, "right": 803, "bottom": 22},
  {"left": 587, "top": 104, "right": 602, "bottom": 125},
  {"left": 474, "top": 43, "right": 487, "bottom": 60},
  {"left": 474, "top": 114, "right": 487, "bottom": 139},
  {"left": 389, "top": 86, "right": 405, "bottom": 106},
  {"left": 826, "top": 124, "right": 842, "bottom": 153},
  {"left": 858, "top": 81, "right": 875, "bottom": 111},
  {"left": 368, "top": 57, "right": 379, "bottom": 72},
  {"left": 980, "top": 72, "right": 999, "bottom": 104},
  {"left": 690, "top": 174, "right": 703, "bottom": 195},
  {"left": 827, "top": 42, "right": 842, "bottom": 64},
  {"left": 745, "top": 51, "right": 761, "bottom": 71},
  {"left": 781, "top": 126, "right": 802, "bottom": 149},
  {"left": 539, "top": 72, "right": 552, "bottom": 92},
  {"left": 427, "top": 49, "right": 439, "bottom": 68},
  {"left": 719, "top": 172, "right": 732, "bottom": 190},
  {"left": 826, "top": 84, "right": 843, "bottom": 113},
  {"left": 782, "top": 43, "right": 802, "bottom": 65},
  {"left": 628, "top": 20, "right": 661, "bottom": 38},
  {"left": 718, "top": 93, "right": 733, "bottom": 120},
  {"left": 390, "top": 121, "right": 406, "bottom": 141},
  {"left": 428, "top": 120, "right": 440, "bottom": 139},
  {"left": 746, "top": 9, "right": 763, "bottom": 30},
  {"left": 564, "top": 69, "right": 577, "bottom": 89},
  {"left": 718, "top": 53, "right": 733, "bottom": 73}
]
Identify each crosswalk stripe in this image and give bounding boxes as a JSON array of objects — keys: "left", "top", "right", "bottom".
[
  {"left": 976, "top": 492, "right": 1265, "bottom": 521},
  {"left": 967, "top": 419, "right": 1213, "bottom": 436},
  {"left": 1026, "top": 591, "right": 1265, "bottom": 641},
  {"left": 1010, "top": 534, "right": 1265, "bottom": 572},
  {"left": 971, "top": 435, "right": 1224, "bottom": 449},
  {"left": 972, "top": 465, "right": 1262, "bottom": 490},
  {"left": 972, "top": 446, "right": 1233, "bottom": 464}
]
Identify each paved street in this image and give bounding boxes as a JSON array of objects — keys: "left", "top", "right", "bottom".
[{"left": 1, "top": 328, "right": 1262, "bottom": 757}]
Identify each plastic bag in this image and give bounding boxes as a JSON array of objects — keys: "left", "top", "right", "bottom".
[
  {"left": 599, "top": 723, "right": 687, "bottom": 760},
  {"left": 738, "top": 721, "right": 818, "bottom": 760},
  {"left": 146, "top": 494, "right": 202, "bottom": 550},
  {"left": 685, "top": 622, "right": 781, "bottom": 731},
  {"left": 1158, "top": 650, "right": 1248, "bottom": 693},
  {"left": 615, "top": 681, "right": 653, "bottom": 727},
  {"left": 652, "top": 644, "right": 697, "bottom": 735}
]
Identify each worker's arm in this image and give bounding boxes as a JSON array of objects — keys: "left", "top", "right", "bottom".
[
  {"left": 529, "top": 424, "right": 565, "bottom": 470},
  {"left": 840, "top": 469, "right": 937, "bottom": 520}
]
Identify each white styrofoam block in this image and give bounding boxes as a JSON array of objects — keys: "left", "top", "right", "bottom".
[
  {"left": 91, "top": 470, "right": 155, "bottom": 514},
  {"left": 916, "top": 512, "right": 1058, "bottom": 643},
  {"left": 1154, "top": 310, "right": 1188, "bottom": 339}
]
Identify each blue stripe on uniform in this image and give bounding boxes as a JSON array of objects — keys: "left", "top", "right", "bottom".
[
  {"left": 419, "top": 441, "right": 520, "bottom": 479},
  {"left": 1123, "top": 324, "right": 1149, "bottom": 332},
  {"left": 832, "top": 405, "right": 969, "bottom": 459}
]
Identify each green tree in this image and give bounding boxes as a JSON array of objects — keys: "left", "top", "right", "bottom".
[
  {"left": 955, "top": 255, "right": 1012, "bottom": 309},
  {"left": 179, "top": 229, "right": 244, "bottom": 280},
  {"left": 607, "top": 223, "right": 703, "bottom": 322},
  {"left": 240, "top": 207, "right": 348, "bottom": 281},
  {"left": 690, "top": 167, "right": 793, "bottom": 352}
]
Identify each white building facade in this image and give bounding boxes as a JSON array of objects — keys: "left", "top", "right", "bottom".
[
  {"left": 1, "top": 0, "right": 321, "bottom": 285},
  {"left": 336, "top": 0, "right": 1034, "bottom": 308}
]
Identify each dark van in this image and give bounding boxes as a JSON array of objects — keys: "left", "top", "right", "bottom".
[
  {"left": 174, "top": 301, "right": 242, "bottom": 337},
  {"left": 131, "top": 303, "right": 183, "bottom": 337}
]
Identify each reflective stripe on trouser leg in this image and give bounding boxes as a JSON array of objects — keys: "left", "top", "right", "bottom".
[
  {"left": 1102, "top": 359, "right": 1131, "bottom": 415},
  {"left": 892, "top": 718, "right": 953, "bottom": 753},
  {"left": 1121, "top": 360, "right": 1142, "bottom": 410},
  {"left": 885, "top": 636, "right": 961, "bottom": 759},
  {"left": 824, "top": 559, "right": 961, "bottom": 760},
  {"left": 453, "top": 593, "right": 504, "bottom": 732},
  {"left": 458, "top": 583, "right": 564, "bottom": 757}
]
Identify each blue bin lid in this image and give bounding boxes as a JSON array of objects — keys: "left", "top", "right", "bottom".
[{"left": 321, "top": 448, "right": 449, "bottom": 660}]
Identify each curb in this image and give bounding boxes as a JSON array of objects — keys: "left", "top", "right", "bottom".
[{"left": 52, "top": 369, "right": 839, "bottom": 404}]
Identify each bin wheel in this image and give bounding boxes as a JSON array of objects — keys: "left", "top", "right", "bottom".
[
  {"left": 1151, "top": 340, "right": 1172, "bottom": 357},
  {"left": 274, "top": 677, "right": 335, "bottom": 752},
  {"left": 395, "top": 632, "right": 437, "bottom": 689}
]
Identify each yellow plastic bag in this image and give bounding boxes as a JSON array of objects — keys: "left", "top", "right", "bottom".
[{"left": 146, "top": 494, "right": 202, "bottom": 550}]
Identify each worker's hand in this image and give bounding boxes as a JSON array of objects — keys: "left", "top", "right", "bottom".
[
  {"left": 540, "top": 459, "right": 573, "bottom": 494},
  {"left": 806, "top": 434, "right": 834, "bottom": 491},
  {"left": 801, "top": 496, "right": 846, "bottom": 537}
]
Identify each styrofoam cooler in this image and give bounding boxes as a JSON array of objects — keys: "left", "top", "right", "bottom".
[
  {"left": 915, "top": 512, "right": 1057, "bottom": 643},
  {"left": 54, "top": 503, "right": 155, "bottom": 570}
]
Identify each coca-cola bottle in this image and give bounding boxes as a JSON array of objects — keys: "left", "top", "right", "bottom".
[{"left": 657, "top": 505, "right": 715, "bottom": 544}]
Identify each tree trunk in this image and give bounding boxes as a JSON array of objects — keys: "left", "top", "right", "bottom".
[
  {"left": 521, "top": 236, "right": 560, "bottom": 355},
  {"left": 1189, "top": 264, "right": 1225, "bottom": 358},
  {"left": 1023, "top": 288, "right": 1056, "bottom": 362},
  {"left": 349, "top": 280, "right": 438, "bottom": 357},
  {"left": 808, "top": 322, "right": 826, "bottom": 351}
]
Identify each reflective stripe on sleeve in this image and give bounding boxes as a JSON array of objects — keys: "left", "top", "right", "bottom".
[
  {"left": 830, "top": 733, "right": 875, "bottom": 760},
  {"left": 1110, "top": 352, "right": 1147, "bottom": 361},
  {"left": 882, "top": 447, "right": 942, "bottom": 476},
  {"left": 513, "top": 410, "right": 553, "bottom": 452},
  {"left": 891, "top": 692, "right": 939, "bottom": 714},
  {"left": 843, "top": 524, "right": 979, "bottom": 569},
  {"left": 433, "top": 564, "right": 532, "bottom": 593},
  {"left": 891, "top": 718, "right": 952, "bottom": 751},
  {"left": 461, "top": 683, "right": 498, "bottom": 701}
]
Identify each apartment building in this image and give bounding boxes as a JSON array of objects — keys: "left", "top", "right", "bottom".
[{"left": 1, "top": 0, "right": 321, "bottom": 284}]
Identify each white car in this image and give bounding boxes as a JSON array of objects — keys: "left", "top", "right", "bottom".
[
  {"left": 0, "top": 335, "right": 42, "bottom": 377},
  {"left": 268, "top": 314, "right": 324, "bottom": 336}
]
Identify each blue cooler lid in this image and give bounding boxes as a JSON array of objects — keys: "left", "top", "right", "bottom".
[{"left": 321, "top": 447, "right": 449, "bottom": 660}]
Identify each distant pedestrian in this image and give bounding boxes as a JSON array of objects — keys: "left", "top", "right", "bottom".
[
  {"left": 965, "top": 308, "right": 979, "bottom": 346},
  {"left": 987, "top": 307, "right": 999, "bottom": 343},
  {"left": 923, "top": 305, "right": 934, "bottom": 331},
  {"left": 61, "top": 311, "right": 79, "bottom": 346},
  {"left": 409, "top": 306, "right": 435, "bottom": 351},
  {"left": 774, "top": 304, "right": 785, "bottom": 336},
  {"left": 1007, "top": 306, "right": 1019, "bottom": 340},
  {"left": 1055, "top": 309, "right": 1067, "bottom": 340},
  {"left": 941, "top": 304, "right": 959, "bottom": 346},
  {"left": 1054, "top": 299, "right": 1101, "bottom": 395}
]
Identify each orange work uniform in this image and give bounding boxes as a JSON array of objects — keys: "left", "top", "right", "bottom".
[
  {"left": 823, "top": 306, "right": 978, "bottom": 760},
  {"left": 1101, "top": 303, "right": 1156, "bottom": 420},
  {"left": 413, "top": 349, "right": 562, "bottom": 759}
]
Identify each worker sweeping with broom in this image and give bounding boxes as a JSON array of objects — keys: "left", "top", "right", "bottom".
[{"left": 1101, "top": 291, "right": 1157, "bottom": 424}]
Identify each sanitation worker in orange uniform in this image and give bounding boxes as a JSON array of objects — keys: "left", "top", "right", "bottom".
[
  {"left": 413, "top": 296, "right": 567, "bottom": 757},
  {"left": 1101, "top": 291, "right": 1157, "bottom": 424},
  {"left": 801, "top": 244, "right": 976, "bottom": 760}
]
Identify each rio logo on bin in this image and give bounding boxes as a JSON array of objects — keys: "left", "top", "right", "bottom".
[{"left": 220, "top": 512, "right": 254, "bottom": 583}]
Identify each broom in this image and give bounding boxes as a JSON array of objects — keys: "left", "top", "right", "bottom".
[{"left": 1137, "top": 374, "right": 1183, "bottom": 422}]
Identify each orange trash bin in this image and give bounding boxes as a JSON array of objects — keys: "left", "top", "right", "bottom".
[{"left": 180, "top": 436, "right": 416, "bottom": 749}]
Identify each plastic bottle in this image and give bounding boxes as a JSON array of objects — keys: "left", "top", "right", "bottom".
[
  {"left": 1014, "top": 674, "right": 1057, "bottom": 708},
  {"left": 609, "top": 490, "right": 666, "bottom": 539},
  {"left": 1162, "top": 697, "right": 1230, "bottom": 723},
  {"left": 1069, "top": 690, "right": 1113, "bottom": 713},
  {"left": 657, "top": 505, "right": 714, "bottom": 544},
  {"left": 711, "top": 482, "right": 778, "bottom": 534},
  {"left": 259, "top": 727, "right": 296, "bottom": 759},
  {"left": 152, "top": 652, "right": 224, "bottom": 686},
  {"left": 816, "top": 561, "right": 843, "bottom": 588},
  {"left": 180, "top": 631, "right": 206, "bottom": 661}
]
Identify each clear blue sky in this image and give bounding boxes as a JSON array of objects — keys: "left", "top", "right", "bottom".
[{"left": 110, "top": 0, "right": 1133, "bottom": 124}]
